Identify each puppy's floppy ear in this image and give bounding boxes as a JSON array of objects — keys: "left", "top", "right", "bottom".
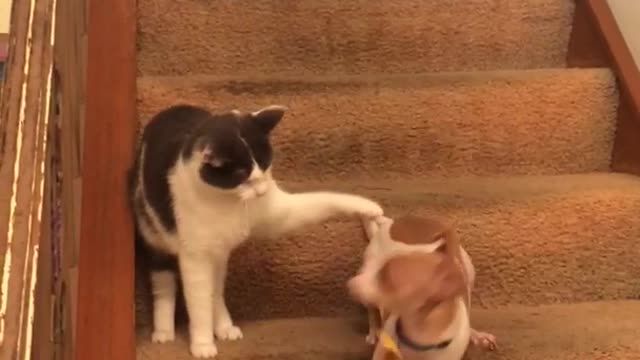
[
  {"left": 378, "top": 255, "right": 424, "bottom": 298},
  {"left": 250, "top": 105, "right": 287, "bottom": 134},
  {"left": 423, "top": 256, "right": 466, "bottom": 303},
  {"left": 436, "top": 226, "right": 461, "bottom": 260},
  {"left": 377, "top": 253, "right": 465, "bottom": 306}
]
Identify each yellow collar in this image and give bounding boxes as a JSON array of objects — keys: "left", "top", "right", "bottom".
[{"left": 380, "top": 330, "right": 403, "bottom": 359}]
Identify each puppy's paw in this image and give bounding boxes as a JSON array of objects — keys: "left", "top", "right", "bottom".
[
  {"left": 151, "top": 329, "right": 175, "bottom": 343},
  {"left": 190, "top": 342, "right": 218, "bottom": 358},
  {"left": 215, "top": 325, "right": 243, "bottom": 341},
  {"left": 361, "top": 216, "right": 380, "bottom": 240},
  {"left": 470, "top": 329, "right": 497, "bottom": 351},
  {"left": 365, "top": 332, "right": 378, "bottom": 345}
]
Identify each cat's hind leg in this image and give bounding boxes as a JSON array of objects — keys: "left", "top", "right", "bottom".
[
  {"left": 139, "top": 233, "right": 179, "bottom": 344},
  {"left": 150, "top": 270, "right": 177, "bottom": 343}
]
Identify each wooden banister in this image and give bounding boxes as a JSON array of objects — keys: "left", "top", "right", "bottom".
[{"left": 74, "top": 0, "right": 137, "bottom": 359}]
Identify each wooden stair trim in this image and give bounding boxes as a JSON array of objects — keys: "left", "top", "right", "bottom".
[
  {"left": 74, "top": 0, "right": 136, "bottom": 359},
  {"left": 577, "top": 0, "right": 640, "bottom": 175},
  {"left": 570, "top": 1, "right": 640, "bottom": 174},
  {"left": 586, "top": 0, "right": 640, "bottom": 118}
]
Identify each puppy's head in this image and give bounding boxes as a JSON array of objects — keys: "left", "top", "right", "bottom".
[{"left": 348, "top": 215, "right": 465, "bottom": 312}]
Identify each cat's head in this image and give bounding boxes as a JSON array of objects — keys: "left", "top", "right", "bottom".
[{"left": 189, "top": 105, "right": 286, "bottom": 200}]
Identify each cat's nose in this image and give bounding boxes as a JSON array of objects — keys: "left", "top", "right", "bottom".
[
  {"left": 246, "top": 167, "right": 263, "bottom": 183},
  {"left": 234, "top": 168, "right": 250, "bottom": 179},
  {"left": 255, "top": 182, "right": 268, "bottom": 196}
]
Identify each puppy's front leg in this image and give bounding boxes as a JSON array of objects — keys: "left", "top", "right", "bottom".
[
  {"left": 366, "top": 306, "right": 381, "bottom": 345},
  {"left": 371, "top": 340, "right": 390, "bottom": 360},
  {"left": 470, "top": 328, "right": 497, "bottom": 351}
]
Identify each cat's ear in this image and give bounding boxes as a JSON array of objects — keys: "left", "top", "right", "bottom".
[{"left": 250, "top": 105, "right": 287, "bottom": 134}]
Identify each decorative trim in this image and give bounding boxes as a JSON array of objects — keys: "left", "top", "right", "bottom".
[{"left": 0, "top": 0, "right": 56, "bottom": 357}]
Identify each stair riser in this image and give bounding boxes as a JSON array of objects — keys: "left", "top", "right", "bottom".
[
  {"left": 138, "top": 0, "right": 574, "bottom": 76},
  {"left": 138, "top": 69, "right": 618, "bottom": 180},
  {"left": 135, "top": 182, "right": 640, "bottom": 323}
]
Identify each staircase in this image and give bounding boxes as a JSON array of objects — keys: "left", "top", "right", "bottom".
[{"left": 134, "top": 1, "right": 640, "bottom": 359}]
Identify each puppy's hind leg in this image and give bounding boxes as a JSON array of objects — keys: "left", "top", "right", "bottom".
[{"left": 459, "top": 249, "right": 496, "bottom": 351}]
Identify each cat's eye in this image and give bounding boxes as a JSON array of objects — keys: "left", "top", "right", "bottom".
[{"left": 205, "top": 158, "right": 226, "bottom": 168}]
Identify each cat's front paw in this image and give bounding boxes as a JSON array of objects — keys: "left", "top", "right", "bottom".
[
  {"left": 151, "top": 329, "right": 175, "bottom": 343},
  {"left": 190, "top": 342, "right": 218, "bottom": 358},
  {"left": 215, "top": 324, "right": 244, "bottom": 341},
  {"left": 351, "top": 197, "right": 384, "bottom": 218}
]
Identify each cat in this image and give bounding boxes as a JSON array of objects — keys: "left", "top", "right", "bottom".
[{"left": 128, "top": 104, "right": 384, "bottom": 358}]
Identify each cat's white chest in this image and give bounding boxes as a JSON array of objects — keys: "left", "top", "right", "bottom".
[
  {"left": 169, "top": 170, "right": 252, "bottom": 255},
  {"left": 180, "top": 198, "right": 250, "bottom": 249}
]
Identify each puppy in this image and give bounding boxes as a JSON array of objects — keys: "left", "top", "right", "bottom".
[{"left": 348, "top": 215, "right": 497, "bottom": 360}]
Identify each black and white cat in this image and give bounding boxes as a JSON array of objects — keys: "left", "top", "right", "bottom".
[{"left": 129, "top": 104, "right": 384, "bottom": 358}]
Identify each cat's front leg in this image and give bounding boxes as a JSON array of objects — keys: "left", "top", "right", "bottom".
[
  {"left": 212, "top": 254, "right": 243, "bottom": 341},
  {"left": 179, "top": 253, "right": 218, "bottom": 358},
  {"left": 259, "top": 188, "right": 384, "bottom": 238}
]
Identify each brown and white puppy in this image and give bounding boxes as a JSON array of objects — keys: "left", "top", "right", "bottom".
[{"left": 348, "top": 215, "right": 496, "bottom": 360}]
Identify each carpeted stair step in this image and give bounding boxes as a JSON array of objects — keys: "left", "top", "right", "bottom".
[
  {"left": 138, "top": 0, "right": 575, "bottom": 76},
  {"left": 135, "top": 172, "right": 640, "bottom": 325},
  {"left": 136, "top": 300, "right": 640, "bottom": 360},
  {"left": 137, "top": 68, "right": 618, "bottom": 180}
]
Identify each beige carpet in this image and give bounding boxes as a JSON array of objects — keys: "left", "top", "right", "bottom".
[
  {"left": 137, "top": 0, "right": 575, "bottom": 76},
  {"left": 137, "top": 69, "right": 618, "bottom": 180},
  {"left": 135, "top": 173, "right": 640, "bottom": 324},
  {"left": 135, "top": 0, "right": 639, "bottom": 358},
  {"left": 137, "top": 301, "right": 640, "bottom": 360}
]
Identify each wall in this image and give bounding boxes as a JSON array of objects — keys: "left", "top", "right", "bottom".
[
  {"left": 0, "top": 0, "right": 11, "bottom": 34},
  {"left": 608, "top": 0, "right": 640, "bottom": 67}
]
